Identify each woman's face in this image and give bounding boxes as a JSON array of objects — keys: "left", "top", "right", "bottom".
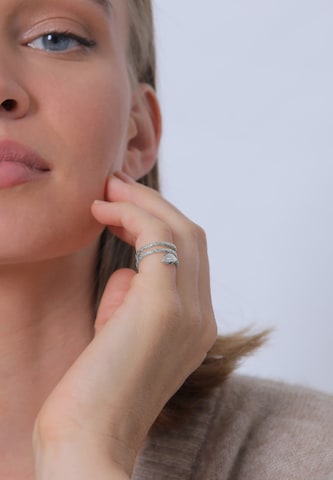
[{"left": 0, "top": 0, "right": 136, "bottom": 263}]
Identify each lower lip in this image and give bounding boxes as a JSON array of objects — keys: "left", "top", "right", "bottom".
[{"left": 0, "top": 161, "right": 50, "bottom": 189}]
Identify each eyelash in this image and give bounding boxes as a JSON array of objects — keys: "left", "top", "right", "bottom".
[{"left": 27, "top": 31, "right": 97, "bottom": 52}]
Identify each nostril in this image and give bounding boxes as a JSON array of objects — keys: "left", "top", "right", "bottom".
[{"left": 1, "top": 99, "right": 17, "bottom": 112}]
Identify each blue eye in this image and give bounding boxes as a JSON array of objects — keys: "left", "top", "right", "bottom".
[{"left": 28, "top": 32, "right": 96, "bottom": 52}]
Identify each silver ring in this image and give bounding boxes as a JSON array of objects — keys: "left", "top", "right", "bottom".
[
  {"left": 135, "top": 242, "right": 179, "bottom": 269},
  {"left": 136, "top": 242, "right": 177, "bottom": 257}
]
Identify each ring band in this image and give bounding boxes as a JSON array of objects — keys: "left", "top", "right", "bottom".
[
  {"left": 136, "top": 242, "right": 177, "bottom": 257},
  {"left": 135, "top": 242, "right": 179, "bottom": 269}
]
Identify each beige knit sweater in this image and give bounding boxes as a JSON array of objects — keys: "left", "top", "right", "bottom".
[{"left": 133, "top": 375, "right": 333, "bottom": 479}]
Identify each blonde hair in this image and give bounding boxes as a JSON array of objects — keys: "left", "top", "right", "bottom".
[
  {"left": 94, "top": 0, "right": 157, "bottom": 311},
  {"left": 94, "top": 0, "right": 267, "bottom": 428}
]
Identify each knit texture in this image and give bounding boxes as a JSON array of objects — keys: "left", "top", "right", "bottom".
[{"left": 133, "top": 375, "right": 333, "bottom": 479}]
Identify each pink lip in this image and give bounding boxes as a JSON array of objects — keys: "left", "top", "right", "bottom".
[{"left": 0, "top": 140, "right": 51, "bottom": 189}]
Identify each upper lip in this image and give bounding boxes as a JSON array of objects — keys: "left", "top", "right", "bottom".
[{"left": 0, "top": 139, "right": 50, "bottom": 171}]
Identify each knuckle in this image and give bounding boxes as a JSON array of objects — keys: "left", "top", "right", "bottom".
[
  {"left": 203, "top": 315, "right": 218, "bottom": 350},
  {"left": 208, "top": 318, "right": 218, "bottom": 344},
  {"left": 196, "top": 224, "right": 208, "bottom": 246},
  {"left": 181, "top": 221, "right": 207, "bottom": 246},
  {"left": 192, "top": 223, "right": 208, "bottom": 250},
  {"left": 188, "top": 308, "right": 217, "bottom": 351}
]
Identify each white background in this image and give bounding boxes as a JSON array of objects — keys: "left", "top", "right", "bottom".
[{"left": 153, "top": 1, "right": 333, "bottom": 394}]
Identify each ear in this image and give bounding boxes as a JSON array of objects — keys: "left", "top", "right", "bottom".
[{"left": 122, "top": 83, "right": 162, "bottom": 180}]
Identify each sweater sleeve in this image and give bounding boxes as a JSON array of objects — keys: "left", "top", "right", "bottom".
[{"left": 193, "top": 375, "right": 333, "bottom": 480}]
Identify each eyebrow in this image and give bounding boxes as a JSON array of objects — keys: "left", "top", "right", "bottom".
[{"left": 89, "top": 0, "right": 112, "bottom": 15}]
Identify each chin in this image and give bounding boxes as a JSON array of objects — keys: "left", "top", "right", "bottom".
[{"left": 0, "top": 221, "right": 103, "bottom": 267}]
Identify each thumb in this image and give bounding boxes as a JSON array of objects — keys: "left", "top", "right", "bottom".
[{"left": 94, "top": 268, "right": 136, "bottom": 334}]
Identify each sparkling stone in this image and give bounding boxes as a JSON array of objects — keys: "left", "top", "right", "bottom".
[{"left": 162, "top": 253, "right": 179, "bottom": 267}]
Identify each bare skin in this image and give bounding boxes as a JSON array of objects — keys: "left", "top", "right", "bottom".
[
  {"left": 0, "top": 1, "right": 217, "bottom": 478},
  {"left": 34, "top": 175, "right": 217, "bottom": 479},
  {"left": 0, "top": 254, "right": 96, "bottom": 478}
]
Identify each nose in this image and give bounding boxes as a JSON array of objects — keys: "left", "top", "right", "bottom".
[{"left": 0, "top": 72, "right": 30, "bottom": 120}]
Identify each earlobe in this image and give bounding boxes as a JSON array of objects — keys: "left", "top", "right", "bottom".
[{"left": 123, "top": 84, "right": 162, "bottom": 180}]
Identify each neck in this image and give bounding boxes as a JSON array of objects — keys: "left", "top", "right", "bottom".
[{"left": 0, "top": 245, "right": 98, "bottom": 478}]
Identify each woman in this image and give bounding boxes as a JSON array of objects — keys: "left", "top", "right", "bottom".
[{"left": 0, "top": 1, "right": 331, "bottom": 479}]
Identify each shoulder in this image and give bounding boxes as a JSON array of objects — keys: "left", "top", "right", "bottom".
[
  {"left": 196, "top": 375, "right": 333, "bottom": 479},
  {"left": 134, "top": 375, "right": 333, "bottom": 480}
]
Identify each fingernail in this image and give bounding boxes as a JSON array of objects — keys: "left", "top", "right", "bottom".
[
  {"left": 114, "top": 171, "right": 136, "bottom": 184},
  {"left": 93, "top": 199, "right": 108, "bottom": 205}
]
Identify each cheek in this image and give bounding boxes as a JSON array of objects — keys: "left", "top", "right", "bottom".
[
  {"left": 0, "top": 65, "right": 133, "bottom": 263},
  {"left": 40, "top": 63, "right": 132, "bottom": 180},
  {"left": 47, "top": 69, "right": 131, "bottom": 241}
]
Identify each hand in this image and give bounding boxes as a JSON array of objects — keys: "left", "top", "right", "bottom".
[{"left": 33, "top": 173, "right": 217, "bottom": 478}]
